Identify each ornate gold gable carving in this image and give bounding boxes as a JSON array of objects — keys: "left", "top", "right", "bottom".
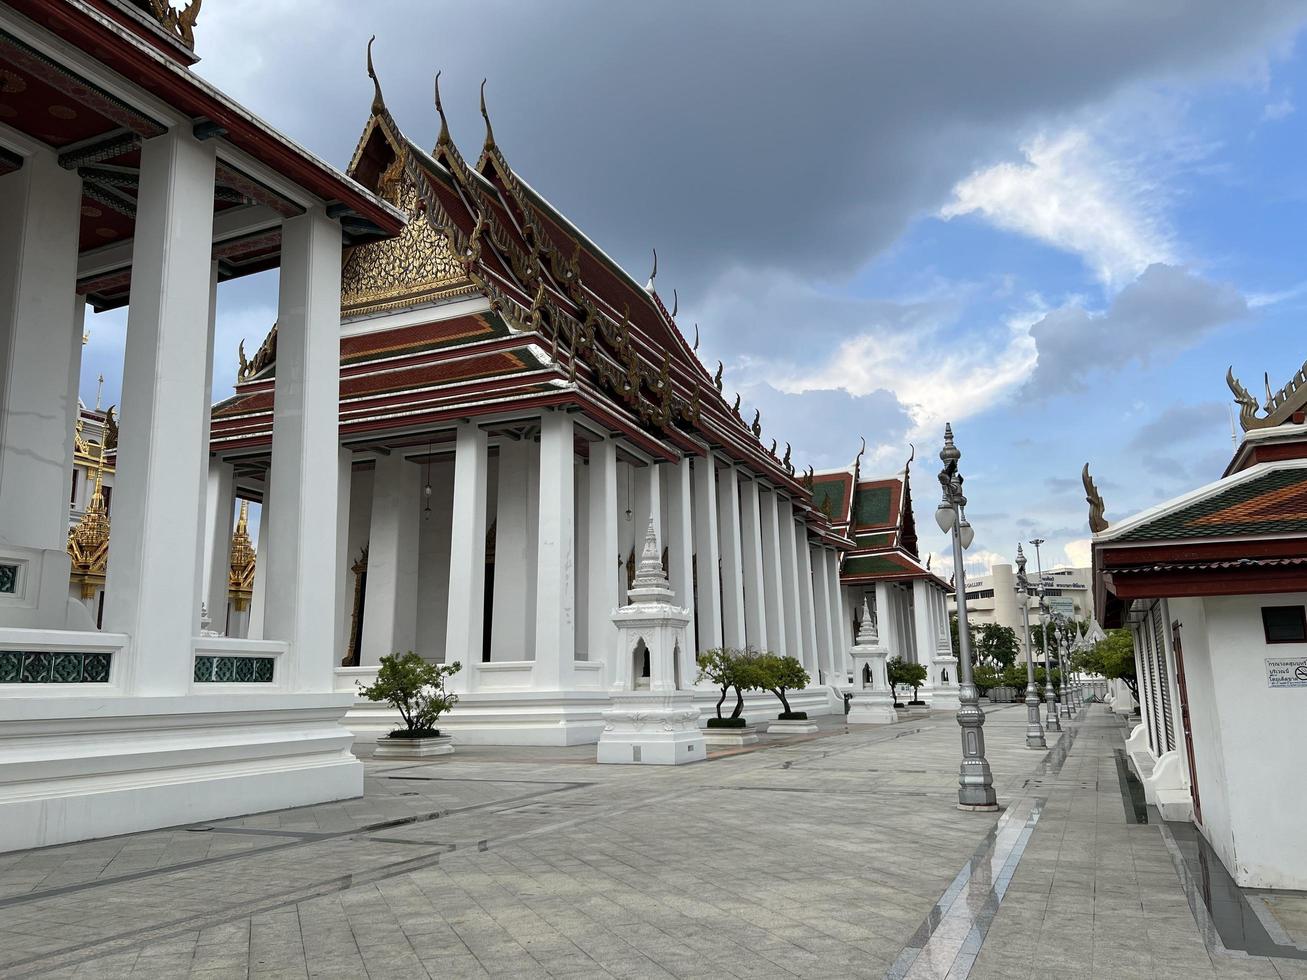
[
  {"left": 340, "top": 151, "right": 471, "bottom": 317},
  {"left": 68, "top": 443, "right": 111, "bottom": 600},
  {"left": 228, "top": 501, "right": 257, "bottom": 611}
]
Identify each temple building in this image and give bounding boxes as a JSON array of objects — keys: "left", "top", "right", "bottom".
[
  {"left": 0, "top": 0, "right": 405, "bottom": 850},
  {"left": 1089, "top": 359, "right": 1307, "bottom": 891},
  {"left": 810, "top": 450, "right": 958, "bottom": 709},
  {"left": 203, "top": 68, "right": 859, "bottom": 745}
]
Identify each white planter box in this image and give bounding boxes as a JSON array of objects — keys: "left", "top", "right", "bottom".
[
  {"left": 766, "top": 718, "right": 820, "bottom": 735},
  {"left": 702, "top": 725, "right": 759, "bottom": 747},
  {"left": 372, "top": 734, "right": 454, "bottom": 759}
]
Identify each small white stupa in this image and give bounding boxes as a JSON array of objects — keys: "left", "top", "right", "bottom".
[
  {"left": 847, "top": 597, "right": 898, "bottom": 724},
  {"left": 597, "top": 518, "right": 705, "bottom": 765}
]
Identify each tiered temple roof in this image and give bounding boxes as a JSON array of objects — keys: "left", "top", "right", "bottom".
[
  {"left": 811, "top": 448, "right": 945, "bottom": 587},
  {"left": 1091, "top": 358, "right": 1307, "bottom": 625},
  {"left": 210, "top": 60, "right": 848, "bottom": 546}
]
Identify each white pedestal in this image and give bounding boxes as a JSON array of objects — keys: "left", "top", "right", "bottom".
[
  {"left": 847, "top": 696, "right": 898, "bottom": 725},
  {"left": 372, "top": 735, "right": 454, "bottom": 759},
  {"left": 702, "top": 726, "right": 759, "bottom": 747},
  {"left": 766, "top": 718, "right": 820, "bottom": 734},
  {"left": 596, "top": 690, "right": 704, "bottom": 765}
]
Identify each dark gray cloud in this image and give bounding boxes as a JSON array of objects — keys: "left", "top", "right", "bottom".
[
  {"left": 196, "top": 2, "right": 1307, "bottom": 297},
  {"left": 1024, "top": 263, "right": 1248, "bottom": 395}
]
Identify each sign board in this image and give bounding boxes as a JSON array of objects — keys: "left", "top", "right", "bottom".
[
  {"left": 1266, "top": 657, "right": 1307, "bottom": 688},
  {"left": 1045, "top": 597, "right": 1076, "bottom": 618}
]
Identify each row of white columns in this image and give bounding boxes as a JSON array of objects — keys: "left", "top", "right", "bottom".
[
  {"left": 0, "top": 128, "right": 345, "bottom": 697},
  {"left": 385, "top": 423, "right": 852, "bottom": 694}
]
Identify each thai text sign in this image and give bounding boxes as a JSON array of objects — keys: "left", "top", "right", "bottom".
[{"left": 1265, "top": 657, "right": 1307, "bottom": 688}]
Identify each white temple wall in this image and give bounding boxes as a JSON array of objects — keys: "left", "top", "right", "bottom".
[{"left": 415, "top": 459, "right": 454, "bottom": 664}]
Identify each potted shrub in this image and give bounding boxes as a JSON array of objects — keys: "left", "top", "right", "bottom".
[
  {"left": 888, "top": 656, "right": 927, "bottom": 709},
  {"left": 758, "top": 654, "right": 819, "bottom": 734},
  {"left": 696, "top": 649, "right": 762, "bottom": 745},
  {"left": 359, "top": 652, "right": 461, "bottom": 758}
]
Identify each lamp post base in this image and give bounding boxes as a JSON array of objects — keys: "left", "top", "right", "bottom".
[{"left": 958, "top": 802, "right": 1001, "bottom": 812}]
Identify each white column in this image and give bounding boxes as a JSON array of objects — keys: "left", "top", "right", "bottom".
[
  {"left": 913, "top": 578, "right": 938, "bottom": 698},
  {"left": 826, "top": 550, "right": 848, "bottom": 681},
  {"left": 534, "top": 411, "right": 576, "bottom": 690},
  {"left": 333, "top": 450, "right": 353, "bottom": 668},
  {"left": 586, "top": 437, "right": 619, "bottom": 670},
  {"left": 261, "top": 208, "right": 343, "bottom": 693},
  {"left": 778, "top": 498, "right": 803, "bottom": 662},
  {"left": 102, "top": 129, "right": 216, "bottom": 694},
  {"left": 758, "top": 487, "right": 786, "bottom": 656},
  {"left": 795, "top": 522, "right": 820, "bottom": 680},
  {"left": 738, "top": 475, "right": 767, "bottom": 651},
  {"left": 191, "top": 262, "right": 219, "bottom": 633},
  {"left": 812, "top": 544, "right": 835, "bottom": 682},
  {"left": 491, "top": 438, "right": 536, "bottom": 660},
  {"left": 360, "top": 453, "right": 420, "bottom": 665},
  {"left": 248, "top": 496, "right": 269, "bottom": 638},
  {"left": 666, "top": 457, "right": 697, "bottom": 687},
  {"left": 691, "top": 455, "right": 723, "bottom": 653},
  {"left": 716, "top": 463, "right": 747, "bottom": 649},
  {"left": 0, "top": 149, "right": 85, "bottom": 628},
  {"left": 444, "top": 422, "right": 488, "bottom": 692},
  {"left": 202, "top": 459, "right": 236, "bottom": 631}
]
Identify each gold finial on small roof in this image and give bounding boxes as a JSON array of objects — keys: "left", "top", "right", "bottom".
[
  {"left": 479, "top": 79, "right": 496, "bottom": 150},
  {"left": 366, "top": 36, "right": 386, "bottom": 116},
  {"left": 433, "top": 70, "right": 451, "bottom": 148}
]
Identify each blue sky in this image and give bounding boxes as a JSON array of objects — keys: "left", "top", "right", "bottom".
[{"left": 80, "top": 2, "right": 1307, "bottom": 579}]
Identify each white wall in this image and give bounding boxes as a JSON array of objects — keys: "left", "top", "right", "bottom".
[{"left": 1185, "top": 592, "right": 1307, "bottom": 889}]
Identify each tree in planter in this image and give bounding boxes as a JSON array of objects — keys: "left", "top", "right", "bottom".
[
  {"left": 756, "top": 653, "right": 811, "bottom": 719},
  {"left": 887, "top": 656, "right": 928, "bottom": 706},
  {"left": 696, "top": 648, "right": 762, "bottom": 728},
  {"left": 359, "top": 652, "right": 461, "bottom": 738}
]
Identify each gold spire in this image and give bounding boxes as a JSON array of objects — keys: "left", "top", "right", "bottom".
[
  {"left": 227, "top": 500, "right": 257, "bottom": 612},
  {"left": 479, "top": 79, "right": 496, "bottom": 152},
  {"left": 68, "top": 440, "right": 110, "bottom": 599}
]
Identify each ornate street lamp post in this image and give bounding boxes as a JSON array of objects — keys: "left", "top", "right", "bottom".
[
  {"left": 1051, "top": 614, "right": 1074, "bottom": 718},
  {"left": 1015, "top": 545, "right": 1045, "bottom": 749},
  {"left": 1030, "top": 538, "right": 1060, "bottom": 733},
  {"left": 936, "top": 424, "right": 997, "bottom": 811}
]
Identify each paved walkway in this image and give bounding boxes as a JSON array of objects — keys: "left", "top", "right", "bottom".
[{"left": 0, "top": 704, "right": 1303, "bottom": 978}]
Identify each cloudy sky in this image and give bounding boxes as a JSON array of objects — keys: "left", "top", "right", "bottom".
[{"left": 83, "top": 1, "right": 1307, "bottom": 577}]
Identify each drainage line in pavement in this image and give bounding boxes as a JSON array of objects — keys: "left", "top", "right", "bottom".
[{"left": 1112, "top": 748, "right": 1148, "bottom": 824}]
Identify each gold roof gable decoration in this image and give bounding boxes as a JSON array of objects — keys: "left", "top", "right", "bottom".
[
  {"left": 68, "top": 444, "right": 111, "bottom": 600},
  {"left": 339, "top": 145, "right": 472, "bottom": 317}
]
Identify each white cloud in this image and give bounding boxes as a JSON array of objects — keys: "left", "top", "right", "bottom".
[
  {"left": 1063, "top": 538, "right": 1091, "bottom": 567},
  {"left": 1263, "top": 96, "right": 1295, "bottom": 120},
  {"left": 940, "top": 129, "right": 1175, "bottom": 289}
]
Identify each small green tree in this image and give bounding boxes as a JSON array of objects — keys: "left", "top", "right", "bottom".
[
  {"left": 359, "top": 652, "right": 461, "bottom": 737},
  {"left": 1001, "top": 662, "right": 1029, "bottom": 690},
  {"left": 756, "top": 653, "right": 811, "bottom": 719},
  {"left": 888, "top": 655, "right": 928, "bottom": 705},
  {"left": 973, "top": 663, "right": 1001, "bottom": 696},
  {"left": 697, "top": 649, "right": 764, "bottom": 724},
  {"left": 1078, "top": 628, "right": 1137, "bottom": 702}
]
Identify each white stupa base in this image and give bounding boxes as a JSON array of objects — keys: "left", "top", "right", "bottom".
[
  {"left": 596, "top": 690, "right": 705, "bottom": 765},
  {"left": 931, "top": 689, "right": 962, "bottom": 712},
  {"left": 847, "top": 695, "right": 899, "bottom": 725}
]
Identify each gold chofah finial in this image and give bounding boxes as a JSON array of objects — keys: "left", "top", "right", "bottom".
[
  {"left": 1082, "top": 462, "right": 1109, "bottom": 533},
  {"left": 645, "top": 248, "right": 657, "bottom": 292},
  {"left": 479, "top": 79, "right": 496, "bottom": 150},
  {"left": 366, "top": 36, "right": 386, "bottom": 116},
  {"left": 1226, "top": 366, "right": 1262, "bottom": 431},
  {"left": 433, "top": 70, "right": 451, "bottom": 148}
]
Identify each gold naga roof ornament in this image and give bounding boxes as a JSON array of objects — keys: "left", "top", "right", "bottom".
[
  {"left": 645, "top": 248, "right": 657, "bottom": 293},
  {"left": 1082, "top": 463, "right": 1109, "bottom": 534},
  {"left": 237, "top": 323, "right": 277, "bottom": 381},
  {"left": 1226, "top": 361, "right": 1307, "bottom": 432},
  {"left": 479, "top": 79, "right": 496, "bottom": 155},
  {"left": 854, "top": 435, "right": 866, "bottom": 483},
  {"left": 750, "top": 409, "right": 762, "bottom": 438},
  {"left": 692, "top": 323, "right": 700, "bottom": 352},
  {"left": 713, "top": 361, "right": 724, "bottom": 391},
  {"left": 433, "top": 71, "right": 452, "bottom": 149},
  {"left": 148, "top": 0, "right": 202, "bottom": 49},
  {"left": 670, "top": 289, "right": 678, "bottom": 318}
]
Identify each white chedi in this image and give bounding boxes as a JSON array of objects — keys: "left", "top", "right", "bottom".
[
  {"left": 847, "top": 597, "right": 898, "bottom": 724},
  {"left": 596, "top": 518, "right": 705, "bottom": 765}
]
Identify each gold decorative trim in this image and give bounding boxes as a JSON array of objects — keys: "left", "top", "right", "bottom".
[{"left": 227, "top": 500, "right": 256, "bottom": 611}]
